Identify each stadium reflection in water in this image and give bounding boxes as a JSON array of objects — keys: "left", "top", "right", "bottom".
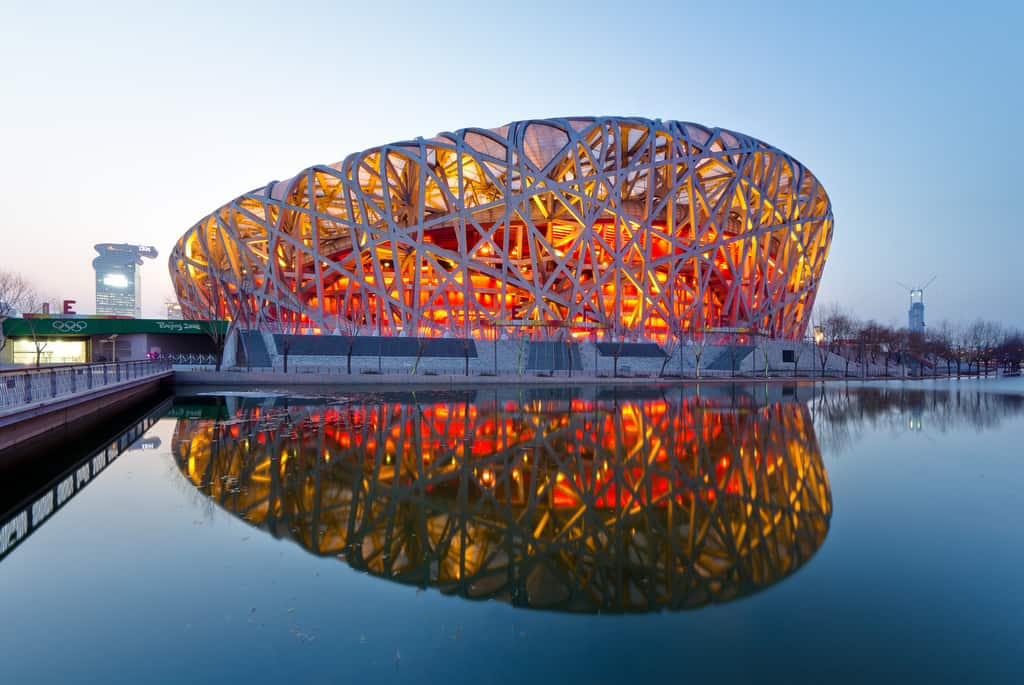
[{"left": 172, "top": 388, "right": 832, "bottom": 613}]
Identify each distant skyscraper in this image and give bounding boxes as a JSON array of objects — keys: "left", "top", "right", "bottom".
[
  {"left": 93, "top": 244, "right": 158, "bottom": 317},
  {"left": 908, "top": 289, "right": 925, "bottom": 333},
  {"left": 899, "top": 276, "right": 935, "bottom": 335}
]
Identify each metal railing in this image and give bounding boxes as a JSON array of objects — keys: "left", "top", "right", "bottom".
[
  {"left": 0, "top": 359, "right": 171, "bottom": 412},
  {"left": 164, "top": 353, "right": 218, "bottom": 365},
  {"left": 196, "top": 363, "right": 738, "bottom": 379}
]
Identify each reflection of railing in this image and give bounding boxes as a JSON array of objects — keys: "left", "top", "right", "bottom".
[
  {"left": 173, "top": 390, "right": 832, "bottom": 613},
  {"left": 0, "top": 399, "right": 170, "bottom": 560},
  {"left": 0, "top": 359, "right": 172, "bottom": 412}
]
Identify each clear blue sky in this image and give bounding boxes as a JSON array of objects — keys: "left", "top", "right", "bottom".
[{"left": 1, "top": 0, "right": 1021, "bottom": 328}]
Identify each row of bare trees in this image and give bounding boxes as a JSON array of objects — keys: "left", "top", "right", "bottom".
[{"left": 813, "top": 304, "right": 1023, "bottom": 377}]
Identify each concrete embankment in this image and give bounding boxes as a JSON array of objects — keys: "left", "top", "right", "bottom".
[
  {"left": 0, "top": 374, "right": 173, "bottom": 454},
  {"left": 173, "top": 368, "right": 852, "bottom": 389}
]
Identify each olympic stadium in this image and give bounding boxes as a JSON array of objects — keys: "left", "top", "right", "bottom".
[{"left": 169, "top": 116, "right": 833, "bottom": 344}]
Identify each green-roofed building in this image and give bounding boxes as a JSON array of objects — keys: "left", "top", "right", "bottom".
[{"left": 1, "top": 317, "right": 228, "bottom": 366}]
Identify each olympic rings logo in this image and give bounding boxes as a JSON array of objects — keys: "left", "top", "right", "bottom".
[{"left": 51, "top": 320, "right": 88, "bottom": 332}]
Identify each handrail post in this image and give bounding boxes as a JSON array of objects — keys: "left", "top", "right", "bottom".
[
  {"left": 103, "top": 365, "right": 108, "bottom": 385},
  {"left": 24, "top": 373, "right": 31, "bottom": 403},
  {"left": 71, "top": 368, "right": 77, "bottom": 393},
  {"left": 50, "top": 370, "right": 57, "bottom": 397}
]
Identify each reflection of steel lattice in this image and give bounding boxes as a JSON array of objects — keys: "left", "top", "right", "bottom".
[
  {"left": 174, "top": 391, "right": 831, "bottom": 613},
  {"left": 170, "top": 117, "right": 832, "bottom": 340}
]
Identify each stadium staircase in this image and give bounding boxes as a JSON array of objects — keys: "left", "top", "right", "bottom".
[
  {"left": 526, "top": 342, "right": 582, "bottom": 371},
  {"left": 238, "top": 331, "right": 272, "bottom": 368},
  {"left": 704, "top": 345, "right": 756, "bottom": 371}
]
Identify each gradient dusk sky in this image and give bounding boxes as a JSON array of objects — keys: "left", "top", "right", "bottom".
[{"left": 1, "top": 0, "right": 1021, "bottom": 328}]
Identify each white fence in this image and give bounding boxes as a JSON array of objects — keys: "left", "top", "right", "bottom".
[{"left": 0, "top": 359, "right": 171, "bottom": 412}]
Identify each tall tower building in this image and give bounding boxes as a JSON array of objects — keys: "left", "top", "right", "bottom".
[
  {"left": 93, "top": 244, "right": 158, "bottom": 317},
  {"left": 908, "top": 288, "right": 925, "bottom": 333}
]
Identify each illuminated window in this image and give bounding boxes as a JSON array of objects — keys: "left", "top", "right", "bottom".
[{"left": 11, "top": 339, "right": 87, "bottom": 365}]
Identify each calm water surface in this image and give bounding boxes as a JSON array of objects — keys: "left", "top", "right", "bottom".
[{"left": 1, "top": 380, "right": 1022, "bottom": 683}]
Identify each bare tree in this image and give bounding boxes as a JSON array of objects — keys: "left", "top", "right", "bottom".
[
  {"left": 26, "top": 319, "right": 49, "bottom": 367},
  {"left": 0, "top": 270, "right": 36, "bottom": 355},
  {"left": 831, "top": 312, "right": 857, "bottom": 376},
  {"left": 878, "top": 325, "right": 903, "bottom": 376},
  {"left": 995, "top": 329, "right": 1023, "bottom": 374},
  {"left": 331, "top": 304, "right": 365, "bottom": 374},
  {"left": 659, "top": 321, "right": 682, "bottom": 377},
  {"left": 857, "top": 321, "right": 886, "bottom": 377},
  {"left": 917, "top": 330, "right": 937, "bottom": 377},
  {"left": 687, "top": 328, "right": 707, "bottom": 378},
  {"left": 20, "top": 291, "right": 60, "bottom": 367},
  {"left": 932, "top": 320, "right": 956, "bottom": 377},
  {"left": 965, "top": 319, "right": 993, "bottom": 376},
  {"left": 193, "top": 280, "right": 232, "bottom": 371},
  {"left": 203, "top": 321, "right": 231, "bottom": 371},
  {"left": 980, "top": 321, "right": 1003, "bottom": 376},
  {"left": 755, "top": 332, "right": 771, "bottom": 378},
  {"left": 813, "top": 304, "right": 854, "bottom": 377},
  {"left": 951, "top": 323, "right": 970, "bottom": 377},
  {"left": 890, "top": 328, "right": 911, "bottom": 377},
  {"left": 726, "top": 339, "right": 745, "bottom": 377}
]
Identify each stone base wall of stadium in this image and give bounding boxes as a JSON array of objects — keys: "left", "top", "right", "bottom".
[{"left": 234, "top": 337, "right": 859, "bottom": 377}]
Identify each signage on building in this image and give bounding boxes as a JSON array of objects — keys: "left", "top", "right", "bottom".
[{"left": 1, "top": 318, "right": 228, "bottom": 337}]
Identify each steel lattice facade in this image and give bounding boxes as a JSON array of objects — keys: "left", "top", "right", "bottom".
[{"left": 170, "top": 116, "right": 833, "bottom": 341}]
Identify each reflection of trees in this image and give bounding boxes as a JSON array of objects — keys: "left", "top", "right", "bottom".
[
  {"left": 172, "top": 390, "right": 831, "bottom": 614},
  {"left": 809, "top": 385, "right": 1024, "bottom": 455}
]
